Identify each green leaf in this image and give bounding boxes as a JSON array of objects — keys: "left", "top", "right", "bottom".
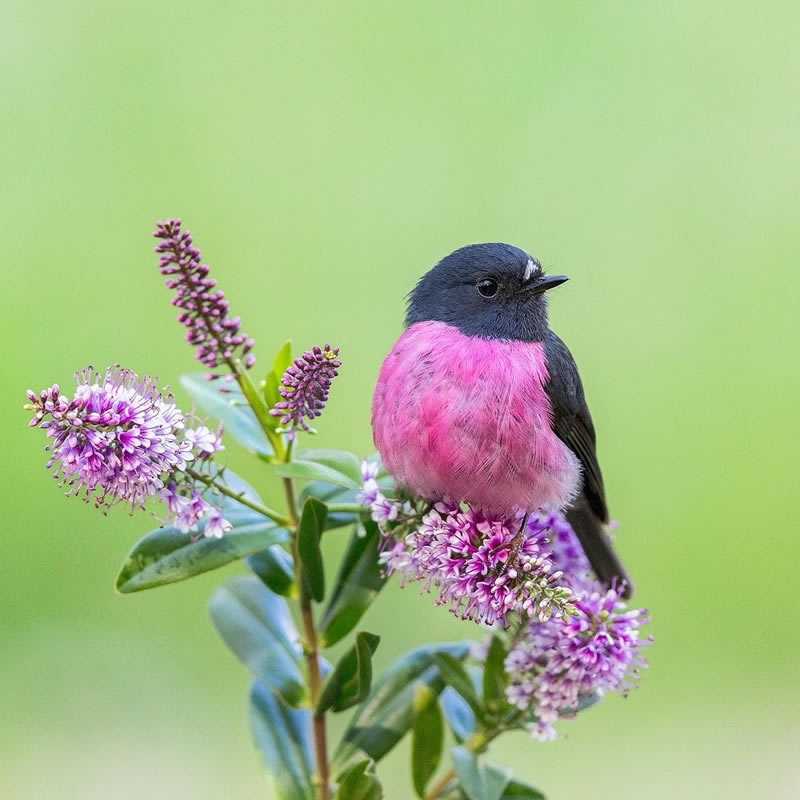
[
  {"left": 319, "top": 521, "right": 386, "bottom": 647},
  {"left": 333, "top": 641, "right": 471, "bottom": 771},
  {"left": 264, "top": 341, "right": 292, "bottom": 405},
  {"left": 275, "top": 460, "right": 360, "bottom": 489},
  {"left": 298, "top": 481, "right": 361, "bottom": 531},
  {"left": 247, "top": 544, "right": 295, "bottom": 596},
  {"left": 317, "top": 632, "right": 380, "bottom": 713},
  {"left": 250, "top": 679, "right": 314, "bottom": 800},
  {"left": 297, "top": 449, "right": 363, "bottom": 486},
  {"left": 180, "top": 373, "right": 271, "bottom": 456},
  {"left": 116, "top": 517, "right": 288, "bottom": 593},
  {"left": 214, "top": 467, "right": 264, "bottom": 506},
  {"left": 500, "top": 779, "right": 546, "bottom": 799},
  {"left": 451, "top": 747, "right": 512, "bottom": 800},
  {"left": 482, "top": 636, "right": 508, "bottom": 714},
  {"left": 411, "top": 684, "right": 444, "bottom": 797},
  {"left": 115, "top": 467, "right": 285, "bottom": 593},
  {"left": 440, "top": 687, "right": 476, "bottom": 743},
  {"left": 299, "top": 481, "right": 356, "bottom": 504},
  {"left": 334, "top": 760, "right": 383, "bottom": 800},
  {"left": 298, "top": 497, "right": 328, "bottom": 602},
  {"left": 273, "top": 340, "right": 293, "bottom": 374},
  {"left": 263, "top": 340, "right": 293, "bottom": 430},
  {"left": 436, "top": 778, "right": 545, "bottom": 800},
  {"left": 209, "top": 575, "right": 307, "bottom": 707},
  {"left": 432, "top": 653, "right": 483, "bottom": 721}
]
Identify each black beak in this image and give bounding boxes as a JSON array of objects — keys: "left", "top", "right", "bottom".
[{"left": 524, "top": 274, "right": 569, "bottom": 294}]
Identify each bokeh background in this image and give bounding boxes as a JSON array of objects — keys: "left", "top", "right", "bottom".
[{"left": 3, "top": 2, "right": 799, "bottom": 798}]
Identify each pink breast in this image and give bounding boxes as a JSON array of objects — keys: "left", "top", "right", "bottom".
[{"left": 371, "top": 321, "right": 580, "bottom": 515}]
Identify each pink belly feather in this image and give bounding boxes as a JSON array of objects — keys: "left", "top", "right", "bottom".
[{"left": 372, "top": 321, "right": 580, "bottom": 515}]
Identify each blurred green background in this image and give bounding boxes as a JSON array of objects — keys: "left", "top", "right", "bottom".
[{"left": 3, "top": 1, "right": 799, "bottom": 798}]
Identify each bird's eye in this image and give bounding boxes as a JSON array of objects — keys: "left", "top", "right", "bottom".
[{"left": 477, "top": 278, "right": 499, "bottom": 298}]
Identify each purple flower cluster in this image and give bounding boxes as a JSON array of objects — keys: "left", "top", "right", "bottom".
[
  {"left": 153, "top": 219, "right": 255, "bottom": 377},
  {"left": 269, "top": 345, "right": 341, "bottom": 439},
  {"left": 26, "top": 366, "right": 229, "bottom": 537},
  {"left": 504, "top": 521, "right": 650, "bottom": 740},
  {"left": 160, "top": 482, "right": 231, "bottom": 538},
  {"left": 360, "top": 462, "right": 650, "bottom": 736},
  {"left": 359, "top": 463, "right": 574, "bottom": 627}
]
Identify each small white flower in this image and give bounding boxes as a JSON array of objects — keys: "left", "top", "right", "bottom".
[{"left": 204, "top": 507, "right": 232, "bottom": 538}]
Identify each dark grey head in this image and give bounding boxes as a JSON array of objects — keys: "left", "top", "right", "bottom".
[{"left": 405, "top": 243, "right": 568, "bottom": 341}]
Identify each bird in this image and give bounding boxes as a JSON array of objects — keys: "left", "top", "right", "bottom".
[{"left": 371, "top": 243, "right": 632, "bottom": 597}]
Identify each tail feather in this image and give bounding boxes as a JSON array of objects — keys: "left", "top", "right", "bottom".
[{"left": 565, "top": 494, "right": 633, "bottom": 599}]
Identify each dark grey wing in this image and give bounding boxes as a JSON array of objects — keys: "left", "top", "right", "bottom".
[
  {"left": 543, "top": 330, "right": 608, "bottom": 521},
  {"left": 543, "top": 330, "right": 632, "bottom": 597}
]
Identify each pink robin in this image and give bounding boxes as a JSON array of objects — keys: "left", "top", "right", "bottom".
[{"left": 371, "top": 243, "right": 631, "bottom": 597}]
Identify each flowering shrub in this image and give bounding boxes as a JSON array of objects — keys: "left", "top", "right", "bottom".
[{"left": 25, "top": 219, "right": 650, "bottom": 800}]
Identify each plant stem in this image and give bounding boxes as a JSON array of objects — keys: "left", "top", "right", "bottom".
[
  {"left": 285, "top": 474, "right": 330, "bottom": 800},
  {"left": 186, "top": 468, "right": 291, "bottom": 526},
  {"left": 229, "top": 360, "right": 286, "bottom": 460},
  {"left": 191, "top": 294, "right": 282, "bottom": 458},
  {"left": 302, "top": 602, "right": 329, "bottom": 800},
  {"left": 424, "top": 767, "right": 455, "bottom": 800},
  {"left": 226, "top": 349, "right": 329, "bottom": 797}
]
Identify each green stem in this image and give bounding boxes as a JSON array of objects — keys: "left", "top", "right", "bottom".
[
  {"left": 285, "top": 474, "right": 330, "bottom": 800},
  {"left": 186, "top": 468, "right": 291, "bottom": 526},
  {"left": 229, "top": 359, "right": 286, "bottom": 460},
  {"left": 193, "top": 297, "right": 283, "bottom": 458},
  {"left": 223, "top": 353, "right": 328, "bottom": 796}
]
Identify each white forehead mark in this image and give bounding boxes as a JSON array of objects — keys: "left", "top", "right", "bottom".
[{"left": 523, "top": 258, "right": 538, "bottom": 281}]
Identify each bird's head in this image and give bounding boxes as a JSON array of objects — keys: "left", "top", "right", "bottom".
[{"left": 405, "top": 243, "right": 568, "bottom": 341}]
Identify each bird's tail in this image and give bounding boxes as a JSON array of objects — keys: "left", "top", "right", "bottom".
[{"left": 565, "top": 494, "right": 633, "bottom": 599}]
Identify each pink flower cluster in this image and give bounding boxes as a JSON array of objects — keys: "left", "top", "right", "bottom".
[
  {"left": 505, "top": 580, "right": 650, "bottom": 740},
  {"left": 359, "top": 460, "right": 650, "bottom": 738},
  {"left": 504, "top": 518, "right": 650, "bottom": 739},
  {"left": 359, "top": 462, "right": 573, "bottom": 627},
  {"left": 26, "top": 366, "right": 229, "bottom": 537}
]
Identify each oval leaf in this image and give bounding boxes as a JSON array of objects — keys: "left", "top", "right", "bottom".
[
  {"left": 482, "top": 636, "right": 508, "bottom": 715},
  {"left": 334, "top": 759, "right": 383, "bottom": 800},
  {"left": 275, "top": 460, "right": 360, "bottom": 489},
  {"left": 209, "top": 575, "right": 307, "bottom": 707},
  {"left": 333, "top": 641, "right": 471, "bottom": 771},
  {"left": 451, "top": 747, "right": 512, "bottom": 800},
  {"left": 412, "top": 684, "right": 444, "bottom": 797},
  {"left": 250, "top": 679, "right": 314, "bottom": 800},
  {"left": 500, "top": 779, "right": 546, "bottom": 799},
  {"left": 298, "top": 481, "right": 361, "bottom": 531},
  {"left": 317, "top": 632, "right": 380, "bottom": 714},
  {"left": 264, "top": 340, "right": 293, "bottom": 410},
  {"left": 297, "top": 449, "right": 363, "bottom": 486},
  {"left": 180, "top": 373, "right": 271, "bottom": 456},
  {"left": 319, "top": 521, "right": 386, "bottom": 647},
  {"left": 264, "top": 340, "right": 294, "bottom": 433},
  {"left": 299, "top": 481, "right": 356, "bottom": 504},
  {"left": 298, "top": 497, "right": 328, "bottom": 602},
  {"left": 430, "top": 779, "right": 545, "bottom": 800},
  {"left": 116, "top": 517, "right": 287, "bottom": 593},
  {"left": 247, "top": 545, "right": 296, "bottom": 596},
  {"left": 433, "top": 653, "right": 484, "bottom": 721},
  {"left": 440, "top": 687, "right": 476, "bottom": 744}
]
